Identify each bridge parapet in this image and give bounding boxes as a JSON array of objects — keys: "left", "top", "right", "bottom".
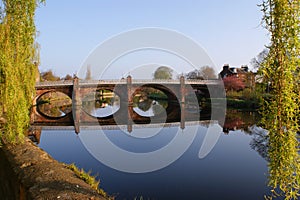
[
  {"left": 186, "top": 79, "right": 222, "bottom": 85},
  {"left": 36, "top": 80, "right": 73, "bottom": 87},
  {"left": 35, "top": 79, "right": 221, "bottom": 88}
]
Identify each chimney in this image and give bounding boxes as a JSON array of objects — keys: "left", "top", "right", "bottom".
[
  {"left": 223, "top": 64, "right": 229, "bottom": 70},
  {"left": 241, "top": 65, "right": 249, "bottom": 72}
]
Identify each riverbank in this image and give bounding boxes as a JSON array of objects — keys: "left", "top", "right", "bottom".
[
  {"left": 224, "top": 89, "right": 262, "bottom": 111},
  {"left": 0, "top": 137, "right": 109, "bottom": 200},
  {"left": 201, "top": 97, "right": 260, "bottom": 112},
  {"left": 226, "top": 98, "right": 260, "bottom": 110}
]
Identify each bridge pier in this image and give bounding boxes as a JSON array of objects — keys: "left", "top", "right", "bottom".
[
  {"left": 127, "top": 75, "right": 133, "bottom": 133},
  {"left": 180, "top": 76, "right": 185, "bottom": 129},
  {"left": 72, "top": 77, "right": 81, "bottom": 134}
]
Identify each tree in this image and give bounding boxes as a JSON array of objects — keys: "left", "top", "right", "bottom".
[
  {"left": 223, "top": 76, "right": 245, "bottom": 91},
  {"left": 199, "top": 66, "right": 217, "bottom": 79},
  {"left": 85, "top": 65, "right": 92, "bottom": 80},
  {"left": 250, "top": 48, "right": 269, "bottom": 70},
  {"left": 185, "top": 69, "right": 203, "bottom": 80},
  {"left": 185, "top": 66, "right": 216, "bottom": 80},
  {"left": 0, "top": 0, "right": 45, "bottom": 143},
  {"left": 40, "top": 70, "right": 60, "bottom": 82},
  {"left": 260, "top": 0, "right": 300, "bottom": 199},
  {"left": 62, "top": 74, "right": 73, "bottom": 81},
  {"left": 153, "top": 66, "right": 173, "bottom": 79}
]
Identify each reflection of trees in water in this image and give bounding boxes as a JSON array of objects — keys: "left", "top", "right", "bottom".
[
  {"left": 82, "top": 90, "right": 118, "bottom": 106},
  {"left": 225, "top": 111, "right": 296, "bottom": 196},
  {"left": 249, "top": 126, "right": 269, "bottom": 161},
  {"left": 136, "top": 99, "right": 152, "bottom": 112},
  {"left": 135, "top": 99, "right": 167, "bottom": 116},
  {"left": 152, "top": 103, "right": 166, "bottom": 116},
  {"left": 82, "top": 101, "right": 94, "bottom": 115},
  {"left": 37, "top": 92, "right": 72, "bottom": 117},
  {"left": 250, "top": 126, "right": 300, "bottom": 199},
  {"left": 27, "top": 127, "right": 42, "bottom": 145},
  {"left": 82, "top": 90, "right": 120, "bottom": 116},
  {"left": 222, "top": 110, "right": 259, "bottom": 134},
  {"left": 267, "top": 133, "right": 300, "bottom": 200},
  {"left": 133, "top": 88, "right": 168, "bottom": 116},
  {"left": 221, "top": 110, "right": 272, "bottom": 162}
]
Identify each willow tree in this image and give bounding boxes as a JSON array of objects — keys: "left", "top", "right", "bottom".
[
  {"left": 260, "top": 0, "right": 300, "bottom": 199},
  {"left": 0, "top": 0, "right": 44, "bottom": 143}
]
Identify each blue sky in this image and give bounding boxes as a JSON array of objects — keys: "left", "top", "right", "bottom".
[{"left": 35, "top": 0, "right": 269, "bottom": 78}]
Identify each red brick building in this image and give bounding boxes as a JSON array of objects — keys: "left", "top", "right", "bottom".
[{"left": 219, "top": 64, "right": 256, "bottom": 89}]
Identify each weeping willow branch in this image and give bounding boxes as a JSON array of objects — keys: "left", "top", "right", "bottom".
[
  {"left": 0, "top": 0, "right": 44, "bottom": 143},
  {"left": 260, "top": 0, "right": 300, "bottom": 199}
]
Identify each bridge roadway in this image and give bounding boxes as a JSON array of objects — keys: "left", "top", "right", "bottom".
[{"left": 31, "top": 76, "right": 223, "bottom": 133}]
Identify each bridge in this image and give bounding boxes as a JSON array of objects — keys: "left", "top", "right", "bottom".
[{"left": 30, "top": 76, "right": 223, "bottom": 133}]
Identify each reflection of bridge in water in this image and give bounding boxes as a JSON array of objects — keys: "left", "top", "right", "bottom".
[
  {"left": 29, "top": 120, "right": 217, "bottom": 145},
  {"left": 30, "top": 76, "right": 223, "bottom": 133},
  {"left": 32, "top": 120, "right": 213, "bottom": 130},
  {"left": 29, "top": 109, "right": 259, "bottom": 145}
]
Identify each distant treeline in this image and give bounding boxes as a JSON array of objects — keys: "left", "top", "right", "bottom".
[{"left": 39, "top": 70, "right": 73, "bottom": 82}]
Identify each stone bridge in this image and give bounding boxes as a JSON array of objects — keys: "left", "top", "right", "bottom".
[{"left": 30, "top": 76, "right": 223, "bottom": 133}]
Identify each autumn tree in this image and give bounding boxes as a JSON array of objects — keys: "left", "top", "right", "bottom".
[
  {"left": 62, "top": 74, "right": 73, "bottom": 81},
  {"left": 223, "top": 76, "right": 245, "bottom": 91},
  {"left": 40, "top": 70, "right": 60, "bottom": 82}
]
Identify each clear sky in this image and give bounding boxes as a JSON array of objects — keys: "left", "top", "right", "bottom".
[{"left": 35, "top": 0, "right": 269, "bottom": 78}]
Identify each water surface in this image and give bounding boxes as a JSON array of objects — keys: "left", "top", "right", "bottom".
[{"left": 38, "top": 116, "right": 270, "bottom": 200}]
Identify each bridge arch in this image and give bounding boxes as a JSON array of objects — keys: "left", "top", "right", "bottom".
[
  {"left": 134, "top": 84, "right": 179, "bottom": 103},
  {"left": 128, "top": 84, "right": 181, "bottom": 124},
  {"left": 35, "top": 91, "right": 72, "bottom": 120},
  {"left": 81, "top": 88, "right": 121, "bottom": 119}
]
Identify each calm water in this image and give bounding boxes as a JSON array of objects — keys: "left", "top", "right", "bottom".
[{"left": 37, "top": 111, "right": 272, "bottom": 200}]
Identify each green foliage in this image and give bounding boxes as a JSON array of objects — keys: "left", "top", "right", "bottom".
[
  {"left": 66, "top": 163, "right": 113, "bottom": 199},
  {"left": 147, "top": 91, "right": 168, "bottom": 100},
  {"left": 153, "top": 66, "right": 173, "bottom": 79},
  {"left": 260, "top": 0, "right": 300, "bottom": 199},
  {"left": 0, "top": 0, "right": 44, "bottom": 143},
  {"left": 226, "top": 98, "right": 259, "bottom": 110},
  {"left": 227, "top": 87, "right": 263, "bottom": 102}
]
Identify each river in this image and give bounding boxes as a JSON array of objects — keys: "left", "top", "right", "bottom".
[{"left": 34, "top": 108, "right": 272, "bottom": 200}]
